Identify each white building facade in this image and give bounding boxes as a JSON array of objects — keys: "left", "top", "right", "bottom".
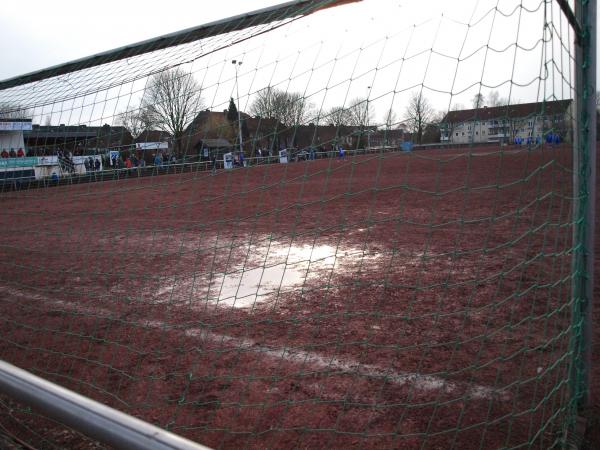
[{"left": 440, "top": 100, "right": 572, "bottom": 145}]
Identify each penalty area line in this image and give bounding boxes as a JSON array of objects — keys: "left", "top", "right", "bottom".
[{"left": 0, "top": 286, "right": 510, "bottom": 402}]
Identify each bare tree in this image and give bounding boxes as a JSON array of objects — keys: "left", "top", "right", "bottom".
[
  {"left": 0, "top": 102, "right": 30, "bottom": 119},
  {"left": 451, "top": 102, "right": 465, "bottom": 111},
  {"left": 487, "top": 90, "right": 500, "bottom": 107},
  {"left": 116, "top": 106, "right": 155, "bottom": 138},
  {"left": 422, "top": 110, "right": 445, "bottom": 144},
  {"left": 325, "top": 106, "right": 353, "bottom": 127},
  {"left": 487, "top": 90, "right": 509, "bottom": 107},
  {"left": 249, "top": 87, "right": 313, "bottom": 127},
  {"left": 325, "top": 98, "right": 374, "bottom": 128},
  {"left": 382, "top": 108, "right": 398, "bottom": 129},
  {"left": 346, "top": 97, "right": 374, "bottom": 127},
  {"left": 142, "top": 68, "right": 204, "bottom": 153},
  {"left": 404, "top": 91, "right": 434, "bottom": 144},
  {"left": 472, "top": 93, "right": 485, "bottom": 109}
]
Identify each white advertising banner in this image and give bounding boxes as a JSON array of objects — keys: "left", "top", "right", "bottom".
[
  {"left": 279, "top": 149, "right": 288, "bottom": 164},
  {"left": 37, "top": 155, "right": 59, "bottom": 165},
  {"left": 223, "top": 152, "right": 233, "bottom": 169},
  {"left": 136, "top": 142, "right": 168, "bottom": 150}
]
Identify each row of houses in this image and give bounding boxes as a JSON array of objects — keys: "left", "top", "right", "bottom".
[
  {"left": 173, "top": 98, "right": 574, "bottom": 152},
  {"left": 13, "top": 113, "right": 404, "bottom": 159},
  {"left": 3, "top": 99, "right": 575, "bottom": 160},
  {"left": 15, "top": 116, "right": 402, "bottom": 163},
  {"left": 181, "top": 110, "right": 405, "bottom": 157},
  {"left": 19, "top": 124, "right": 170, "bottom": 156}
]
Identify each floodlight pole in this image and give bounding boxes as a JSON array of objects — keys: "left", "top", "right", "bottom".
[
  {"left": 232, "top": 60, "right": 243, "bottom": 158},
  {"left": 366, "top": 86, "right": 371, "bottom": 150},
  {"left": 572, "top": 0, "right": 596, "bottom": 413}
]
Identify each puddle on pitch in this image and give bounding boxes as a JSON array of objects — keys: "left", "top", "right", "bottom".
[{"left": 204, "top": 240, "right": 379, "bottom": 309}]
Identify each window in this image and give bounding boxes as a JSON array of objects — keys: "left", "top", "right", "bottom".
[
  {"left": 462, "top": 132, "right": 465, "bottom": 136},
  {"left": 455, "top": 132, "right": 459, "bottom": 137},
  {"left": 475, "top": 131, "right": 479, "bottom": 135}
]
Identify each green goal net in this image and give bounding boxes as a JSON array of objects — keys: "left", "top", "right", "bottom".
[{"left": 0, "top": 0, "right": 594, "bottom": 448}]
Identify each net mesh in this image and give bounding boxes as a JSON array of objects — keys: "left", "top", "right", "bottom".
[{"left": 0, "top": 0, "right": 588, "bottom": 448}]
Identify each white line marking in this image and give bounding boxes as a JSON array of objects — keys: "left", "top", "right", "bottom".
[{"left": 0, "top": 286, "right": 509, "bottom": 401}]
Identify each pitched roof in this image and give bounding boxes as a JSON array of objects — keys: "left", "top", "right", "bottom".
[
  {"left": 135, "top": 129, "right": 171, "bottom": 143},
  {"left": 441, "top": 99, "right": 572, "bottom": 124},
  {"left": 200, "top": 138, "right": 232, "bottom": 148},
  {"left": 244, "top": 117, "right": 282, "bottom": 133},
  {"left": 25, "top": 124, "right": 132, "bottom": 142},
  {"left": 185, "top": 110, "right": 223, "bottom": 134}
]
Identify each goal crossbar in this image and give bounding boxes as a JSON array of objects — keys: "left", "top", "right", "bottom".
[{"left": 0, "top": 0, "right": 359, "bottom": 91}]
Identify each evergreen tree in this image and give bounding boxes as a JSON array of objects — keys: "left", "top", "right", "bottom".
[{"left": 227, "top": 98, "right": 239, "bottom": 125}]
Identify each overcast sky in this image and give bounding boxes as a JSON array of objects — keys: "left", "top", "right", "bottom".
[
  {"left": 0, "top": 0, "right": 591, "bottom": 126},
  {"left": 0, "top": 0, "right": 280, "bottom": 81}
]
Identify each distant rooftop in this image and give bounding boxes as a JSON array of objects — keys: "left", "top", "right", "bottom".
[
  {"left": 442, "top": 99, "right": 572, "bottom": 123},
  {"left": 0, "top": 118, "right": 32, "bottom": 123}
]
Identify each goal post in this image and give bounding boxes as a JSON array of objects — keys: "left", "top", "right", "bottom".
[{"left": 570, "top": 0, "right": 596, "bottom": 416}]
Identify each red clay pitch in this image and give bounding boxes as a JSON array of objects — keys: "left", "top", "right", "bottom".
[{"left": 0, "top": 144, "right": 590, "bottom": 449}]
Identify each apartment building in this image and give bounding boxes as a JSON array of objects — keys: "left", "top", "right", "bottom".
[{"left": 440, "top": 99, "right": 572, "bottom": 145}]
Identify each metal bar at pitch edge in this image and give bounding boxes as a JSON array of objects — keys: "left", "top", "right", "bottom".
[
  {"left": 0, "top": 360, "right": 211, "bottom": 450},
  {"left": 0, "top": 0, "right": 359, "bottom": 91},
  {"left": 572, "top": 0, "right": 596, "bottom": 412}
]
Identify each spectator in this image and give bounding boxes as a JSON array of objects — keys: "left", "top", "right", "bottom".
[
  {"left": 154, "top": 153, "right": 163, "bottom": 167},
  {"left": 338, "top": 146, "right": 345, "bottom": 159},
  {"left": 84, "top": 158, "right": 91, "bottom": 172},
  {"left": 94, "top": 158, "right": 101, "bottom": 171},
  {"left": 9, "top": 149, "right": 16, "bottom": 158},
  {"left": 239, "top": 152, "right": 244, "bottom": 167},
  {"left": 1, "top": 150, "right": 8, "bottom": 158},
  {"left": 211, "top": 154, "right": 217, "bottom": 175},
  {"left": 17, "top": 148, "right": 25, "bottom": 157}
]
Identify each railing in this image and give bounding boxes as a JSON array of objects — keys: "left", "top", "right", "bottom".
[
  {"left": 0, "top": 360, "right": 210, "bottom": 450},
  {"left": 0, "top": 142, "right": 510, "bottom": 192}
]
